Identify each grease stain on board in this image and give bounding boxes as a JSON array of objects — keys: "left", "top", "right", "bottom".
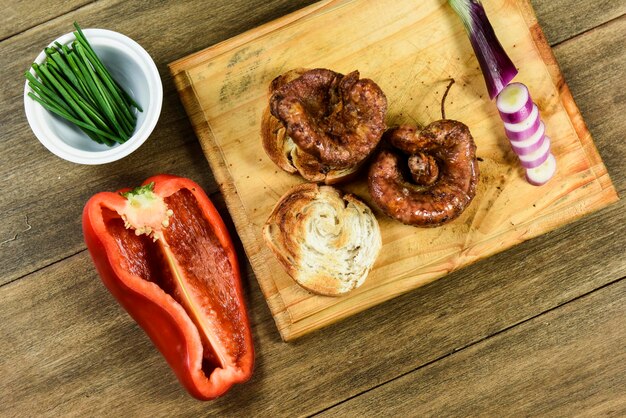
[
  {"left": 219, "top": 73, "right": 254, "bottom": 104},
  {"left": 227, "top": 47, "right": 263, "bottom": 68},
  {"left": 219, "top": 47, "right": 266, "bottom": 104}
]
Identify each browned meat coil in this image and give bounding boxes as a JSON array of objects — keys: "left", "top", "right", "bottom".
[
  {"left": 368, "top": 119, "right": 479, "bottom": 227},
  {"left": 262, "top": 68, "right": 387, "bottom": 184}
]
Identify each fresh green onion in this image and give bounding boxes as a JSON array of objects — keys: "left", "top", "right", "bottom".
[
  {"left": 448, "top": 0, "right": 518, "bottom": 99},
  {"left": 24, "top": 22, "right": 142, "bottom": 146}
]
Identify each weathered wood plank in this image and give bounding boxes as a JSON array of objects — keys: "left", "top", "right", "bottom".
[
  {"left": 531, "top": 0, "right": 626, "bottom": 45},
  {"left": 1, "top": 184, "right": 625, "bottom": 417},
  {"left": 1, "top": 0, "right": 93, "bottom": 40},
  {"left": 3, "top": 0, "right": 621, "bottom": 46},
  {"left": 554, "top": 15, "right": 626, "bottom": 165},
  {"left": 320, "top": 278, "right": 626, "bottom": 417}
]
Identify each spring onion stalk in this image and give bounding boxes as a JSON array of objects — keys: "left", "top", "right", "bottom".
[
  {"left": 448, "top": 0, "right": 517, "bottom": 99},
  {"left": 449, "top": 1, "right": 556, "bottom": 185},
  {"left": 24, "top": 22, "right": 142, "bottom": 146}
]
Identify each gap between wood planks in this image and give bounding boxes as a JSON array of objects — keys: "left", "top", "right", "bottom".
[
  {"left": 308, "top": 274, "right": 626, "bottom": 417},
  {"left": 0, "top": 0, "right": 99, "bottom": 43},
  {"left": 0, "top": 248, "right": 87, "bottom": 289},
  {"left": 3, "top": 1, "right": 623, "bottom": 48},
  {"left": 549, "top": 12, "right": 626, "bottom": 49},
  {"left": 0, "top": 185, "right": 227, "bottom": 290}
]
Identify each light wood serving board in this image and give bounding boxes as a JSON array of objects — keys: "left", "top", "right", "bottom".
[{"left": 170, "top": 0, "right": 618, "bottom": 341}]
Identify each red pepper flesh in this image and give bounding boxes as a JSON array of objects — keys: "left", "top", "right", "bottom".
[{"left": 82, "top": 174, "right": 254, "bottom": 400}]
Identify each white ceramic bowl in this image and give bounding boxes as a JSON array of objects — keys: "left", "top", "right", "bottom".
[{"left": 23, "top": 28, "right": 163, "bottom": 165}]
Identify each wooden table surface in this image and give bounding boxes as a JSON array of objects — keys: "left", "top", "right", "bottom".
[{"left": 1, "top": 1, "right": 624, "bottom": 416}]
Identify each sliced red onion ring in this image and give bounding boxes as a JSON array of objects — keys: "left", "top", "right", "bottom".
[
  {"left": 497, "top": 83, "right": 534, "bottom": 123},
  {"left": 509, "top": 122, "right": 546, "bottom": 156},
  {"left": 504, "top": 104, "right": 540, "bottom": 141},
  {"left": 526, "top": 153, "right": 557, "bottom": 186},
  {"left": 519, "top": 135, "right": 551, "bottom": 169}
]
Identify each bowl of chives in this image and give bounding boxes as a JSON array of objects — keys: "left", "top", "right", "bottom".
[{"left": 24, "top": 26, "right": 163, "bottom": 165}]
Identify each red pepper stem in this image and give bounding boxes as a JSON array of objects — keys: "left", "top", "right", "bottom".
[{"left": 119, "top": 182, "right": 172, "bottom": 241}]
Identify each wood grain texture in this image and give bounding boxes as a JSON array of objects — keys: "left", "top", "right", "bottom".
[
  {"left": 170, "top": 0, "right": 618, "bottom": 340},
  {"left": 531, "top": 0, "right": 626, "bottom": 45},
  {"left": 1, "top": 0, "right": 94, "bottom": 40},
  {"left": 321, "top": 278, "right": 626, "bottom": 417}
]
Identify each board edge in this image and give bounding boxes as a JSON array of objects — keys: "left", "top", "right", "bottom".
[
  {"left": 168, "top": 0, "right": 348, "bottom": 76},
  {"left": 516, "top": 0, "right": 619, "bottom": 198},
  {"left": 168, "top": 0, "right": 620, "bottom": 342}
]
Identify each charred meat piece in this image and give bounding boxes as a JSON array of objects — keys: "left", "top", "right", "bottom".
[
  {"left": 368, "top": 120, "right": 479, "bottom": 227},
  {"left": 267, "top": 68, "right": 387, "bottom": 172}
]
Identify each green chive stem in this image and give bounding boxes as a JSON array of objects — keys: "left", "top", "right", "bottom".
[{"left": 25, "top": 22, "right": 142, "bottom": 146}]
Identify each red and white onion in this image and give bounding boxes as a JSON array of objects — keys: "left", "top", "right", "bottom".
[
  {"left": 448, "top": 0, "right": 518, "bottom": 99},
  {"left": 496, "top": 86, "right": 556, "bottom": 184},
  {"left": 518, "top": 136, "right": 551, "bottom": 169},
  {"left": 525, "top": 153, "right": 557, "bottom": 186},
  {"left": 496, "top": 83, "right": 533, "bottom": 123},
  {"left": 509, "top": 122, "right": 545, "bottom": 155},
  {"left": 504, "top": 104, "right": 540, "bottom": 141},
  {"left": 448, "top": 0, "right": 556, "bottom": 185}
]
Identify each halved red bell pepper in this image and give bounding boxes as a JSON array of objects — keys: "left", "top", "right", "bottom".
[{"left": 82, "top": 174, "right": 254, "bottom": 400}]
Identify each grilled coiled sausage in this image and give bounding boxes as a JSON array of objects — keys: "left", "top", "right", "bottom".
[
  {"left": 368, "top": 120, "right": 479, "bottom": 227},
  {"left": 269, "top": 68, "right": 387, "bottom": 170}
]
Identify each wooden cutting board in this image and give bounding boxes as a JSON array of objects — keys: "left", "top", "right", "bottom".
[{"left": 169, "top": 0, "right": 618, "bottom": 341}]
